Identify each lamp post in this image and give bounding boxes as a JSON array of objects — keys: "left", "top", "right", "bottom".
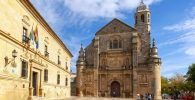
[
  {"left": 12, "top": 49, "right": 18, "bottom": 58},
  {"left": 4, "top": 49, "right": 18, "bottom": 67}
]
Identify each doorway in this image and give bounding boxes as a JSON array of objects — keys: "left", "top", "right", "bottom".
[
  {"left": 110, "top": 81, "right": 120, "bottom": 97},
  {"left": 32, "top": 71, "right": 38, "bottom": 96}
]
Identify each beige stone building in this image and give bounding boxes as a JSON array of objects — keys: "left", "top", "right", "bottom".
[
  {"left": 0, "top": 0, "right": 72, "bottom": 100},
  {"left": 76, "top": 1, "right": 162, "bottom": 99}
]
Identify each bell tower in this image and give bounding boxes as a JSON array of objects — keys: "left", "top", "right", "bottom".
[{"left": 135, "top": 0, "right": 151, "bottom": 62}]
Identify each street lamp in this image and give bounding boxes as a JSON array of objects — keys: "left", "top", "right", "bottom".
[
  {"left": 4, "top": 49, "right": 18, "bottom": 67},
  {"left": 12, "top": 49, "right": 17, "bottom": 58}
]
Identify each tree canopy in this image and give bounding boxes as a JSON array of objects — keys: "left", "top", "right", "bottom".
[
  {"left": 161, "top": 63, "right": 195, "bottom": 94},
  {"left": 186, "top": 63, "right": 195, "bottom": 83}
]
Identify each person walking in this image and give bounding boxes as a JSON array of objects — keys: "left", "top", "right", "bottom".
[{"left": 148, "top": 93, "right": 152, "bottom": 100}]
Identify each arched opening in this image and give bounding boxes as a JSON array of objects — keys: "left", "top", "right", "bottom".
[
  {"left": 148, "top": 14, "right": 150, "bottom": 22},
  {"left": 141, "top": 14, "right": 145, "bottom": 22},
  {"left": 113, "top": 39, "right": 118, "bottom": 49},
  {"left": 135, "top": 16, "right": 138, "bottom": 24},
  {"left": 110, "top": 81, "right": 120, "bottom": 97}
]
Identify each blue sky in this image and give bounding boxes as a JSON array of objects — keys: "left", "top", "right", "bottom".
[{"left": 30, "top": 0, "right": 195, "bottom": 78}]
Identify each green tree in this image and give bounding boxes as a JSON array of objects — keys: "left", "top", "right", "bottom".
[
  {"left": 161, "top": 76, "right": 170, "bottom": 94},
  {"left": 170, "top": 73, "right": 185, "bottom": 84},
  {"left": 162, "top": 76, "right": 169, "bottom": 87},
  {"left": 185, "top": 82, "right": 195, "bottom": 92},
  {"left": 168, "top": 73, "right": 186, "bottom": 94},
  {"left": 186, "top": 63, "right": 195, "bottom": 83}
]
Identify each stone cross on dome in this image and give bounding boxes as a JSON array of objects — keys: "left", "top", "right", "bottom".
[
  {"left": 137, "top": 0, "right": 148, "bottom": 11},
  {"left": 141, "top": 0, "right": 144, "bottom": 4}
]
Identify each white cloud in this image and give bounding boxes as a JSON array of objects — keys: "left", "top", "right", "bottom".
[
  {"left": 163, "top": 18, "right": 195, "bottom": 31},
  {"left": 163, "top": 7, "right": 195, "bottom": 57},
  {"left": 30, "top": 0, "right": 162, "bottom": 28},
  {"left": 30, "top": 0, "right": 162, "bottom": 72},
  {"left": 63, "top": 0, "right": 161, "bottom": 18},
  {"left": 162, "top": 64, "right": 186, "bottom": 74},
  {"left": 159, "top": 31, "right": 195, "bottom": 47},
  {"left": 30, "top": 0, "right": 65, "bottom": 32},
  {"left": 161, "top": 56, "right": 194, "bottom": 78},
  {"left": 160, "top": 6, "right": 195, "bottom": 77},
  {"left": 185, "top": 47, "right": 195, "bottom": 56},
  {"left": 31, "top": 0, "right": 161, "bottom": 25}
]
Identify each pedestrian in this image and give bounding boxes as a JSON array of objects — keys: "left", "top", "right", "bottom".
[
  {"left": 148, "top": 93, "right": 152, "bottom": 100},
  {"left": 137, "top": 94, "right": 140, "bottom": 100},
  {"left": 144, "top": 93, "right": 148, "bottom": 100},
  {"left": 140, "top": 94, "right": 144, "bottom": 100}
]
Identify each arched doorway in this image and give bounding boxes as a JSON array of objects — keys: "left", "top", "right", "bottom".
[{"left": 110, "top": 81, "right": 120, "bottom": 97}]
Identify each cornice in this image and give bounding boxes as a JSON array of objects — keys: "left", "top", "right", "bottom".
[
  {"left": 19, "top": 0, "right": 73, "bottom": 57},
  {"left": 0, "top": 29, "right": 71, "bottom": 75}
]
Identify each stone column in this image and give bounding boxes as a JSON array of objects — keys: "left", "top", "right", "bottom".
[
  {"left": 150, "top": 39, "right": 162, "bottom": 100},
  {"left": 122, "top": 92, "right": 125, "bottom": 98},
  {"left": 105, "top": 91, "right": 108, "bottom": 97},
  {"left": 39, "top": 69, "right": 43, "bottom": 97},
  {"left": 107, "top": 85, "right": 110, "bottom": 97},
  {"left": 133, "top": 68, "right": 138, "bottom": 98},
  {"left": 29, "top": 62, "right": 33, "bottom": 98},
  {"left": 79, "top": 89, "right": 83, "bottom": 96},
  {"left": 153, "top": 61, "right": 162, "bottom": 100},
  {"left": 76, "top": 72, "right": 83, "bottom": 96}
]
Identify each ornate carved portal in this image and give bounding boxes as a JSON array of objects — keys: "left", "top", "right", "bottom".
[{"left": 110, "top": 81, "right": 120, "bottom": 97}]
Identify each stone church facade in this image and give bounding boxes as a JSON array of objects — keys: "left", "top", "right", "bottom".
[{"left": 76, "top": 1, "right": 162, "bottom": 99}]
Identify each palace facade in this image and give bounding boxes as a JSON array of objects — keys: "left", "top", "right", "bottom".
[
  {"left": 76, "top": 1, "right": 162, "bottom": 99},
  {"left": 0, "top": 0, "right": 72, "bottom": 100}
]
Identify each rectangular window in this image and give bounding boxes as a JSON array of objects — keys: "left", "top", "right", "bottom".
[
  {"left": 44, "top": 45, "right": 49, "bottom": 57},
  {"left": 22, "top": 27, "right": 29, "bottom": 43},
  {"left": 58, "top": 56, "right": 61, "bottom": 65},
  {"left": 57, "top": 74, "right": 60, "bottom": 84},
  {"left": 65, "top": 77, "right": 68, "bottom": 86},
  {"left": 65, "top": 62, "right": 68, "bottom": 70},
  {"left": 44, "top": 69, "right": 48, "bottom": 82},
  {"left": 21, "top": 60, "right": 28, "bottom": 78},
  {"left": 45, "top": 45, "right": 47, "bottom": 51}
]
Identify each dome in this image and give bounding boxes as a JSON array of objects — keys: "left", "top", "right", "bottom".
[{"left": 136, "top": 0, "right": 148, "bottom": 12}]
